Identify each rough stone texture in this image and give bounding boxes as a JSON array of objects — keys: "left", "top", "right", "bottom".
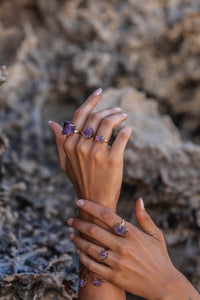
[{"left": 0, "top": 0, "right": 200, "bottom": 299}]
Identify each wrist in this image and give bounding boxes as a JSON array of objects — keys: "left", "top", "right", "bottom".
[{"left": 160, "top": 268, "right": 190, "bottom": 300}]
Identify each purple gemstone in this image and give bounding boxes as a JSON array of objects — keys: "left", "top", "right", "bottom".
[
  {"left": 99, "top": 250, "right": 108, "bottom": 261},
  {"left": 82, "top": 126, "right": 93, "bottom": 139},
  {"left": 62, "top": 121, "right": 75, "bottom": 136},
  {"left": 95, "top": 135, "right": 105, "bottom": 143},
  {"left": 79, "top": 279, "right": 86, "bottom": 287},
  {"left": 114, "top": 224, "right": 127, "bottom": 236},
  {"left": 93, "top": 279, "right": 101, "bottom": 286}
]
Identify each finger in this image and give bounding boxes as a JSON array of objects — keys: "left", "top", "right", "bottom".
[
  {"left": 76, "top": 107, "right": 122, "bottom": 149},
  {"left": 67, "top": 218, "right": 118, "bottom": 250},
  {"left": 49, "top": 121, "right": 67, "bottom": 171},
  {"left": 135, "top": 198, "right": 164, "bottom": 242},
  {"left": 78, "top": 250, "right": 113, "bottom": 282},
  {"left": 70, "top": 233, "right": 116, "bottom": 268},
  {"left": 110, "top": 125, "right": 132, "bottom": 158},
  {"left": 64, "top": 88, "right": 103, "bottom": 146},
  {"left": 93, "top": 113, "right": 127, "bottom": 150},
  {"left": 76, "top": 199, "right": 139, "bottom": 235}
]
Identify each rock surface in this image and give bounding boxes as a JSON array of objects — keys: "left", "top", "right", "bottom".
[{"left": 0, "top": 0, "right": 200, "bottom": 299}]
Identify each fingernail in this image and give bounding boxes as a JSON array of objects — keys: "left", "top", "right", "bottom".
[
  {"left": 76, "top": 199, "right": 85, "bottom": 207},
  {"left": 48, "top": 120, "right": 54, "bottom": 125},
  {"left": 93, "top": 88, "right": 102, "bottom": 96},
  {"left": 70, "top": 233, "right": 75, "bottom": 240},
  {"left": 140, "top": 198, "right": 144, "bottom": 210},
  {"left": 67, "top": 218, "right": 74, "bottom": 226},
  {"left": 77, "top": 249, "right": 80, "bottom": 254},
  {"left": 122, "top": 113, "right": 127, "bottom": 117},
  {"left": 114, "top": 107, "right": 122, "bottom": 111}
]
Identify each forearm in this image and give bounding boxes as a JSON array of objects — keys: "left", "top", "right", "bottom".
[
  {"left": 162, "top": 269, "right": 200, "bottom": 300},
  {"left": 78, "top": 201, "right": 126, "bottom": 300}
]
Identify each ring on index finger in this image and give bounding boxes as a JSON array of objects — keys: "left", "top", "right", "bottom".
[
  {"left": 114, "top": 219, "right": 128, "bottom": 236},
  {"left": 62, "top": 121, "right": 81, "bottom": 136}
]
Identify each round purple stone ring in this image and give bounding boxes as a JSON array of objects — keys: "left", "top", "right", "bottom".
[
  {"left": 114, "top": 219, "right": 128, "bottom": 236},
  {"left": 95, "top": 135, "right": 109, "bottom": 144}
]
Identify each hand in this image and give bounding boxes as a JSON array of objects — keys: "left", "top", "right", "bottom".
[
  {"left": 49, "top": 88, "right": 132, "bottom": 211},
  {"left": 67, "top": 198, "right": 190, "bottom": 300}
]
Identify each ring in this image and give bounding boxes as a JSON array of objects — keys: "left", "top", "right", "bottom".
[
  {"left": 114, "top": 219, "right": 128, "bottom": 236},
  {"left": 81, "top": 126, "right": 94, "bottom": 139},
  {"left": 62, "top": 121, "right": 81, "bottom": 136},
  {"left": 95, "top": 135, "right": 109, "bottom": 144},
  {"left": 99, "top": 249, "right": 108, "bottom": 261}
]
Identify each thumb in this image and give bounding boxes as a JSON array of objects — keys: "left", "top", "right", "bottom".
[
  {"left": 48, "top": 121, "right": 67, "bottom": 172},
  {"left": 135, "top": 198, "right": 164, "bottom": 242}
]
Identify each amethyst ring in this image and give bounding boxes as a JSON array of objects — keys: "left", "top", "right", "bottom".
[
  {"left": 81, "top": 126, "right": 94, "bottom": 139},
  {"left": 62, "top": 121, "right": 81, "bottom": 136},
  {"left": 114, "top": 219, "right": 128, "bottom": 236},
  {"left": 95, "top": 135, "right": 109, "bottom": 144},
  {"left": 99, "top": 249, "right": 108, "bottom": 262}
]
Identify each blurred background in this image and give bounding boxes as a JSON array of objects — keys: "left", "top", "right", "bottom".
[{"left": 0, "top": 0, "right": 200, "bottom": 299}]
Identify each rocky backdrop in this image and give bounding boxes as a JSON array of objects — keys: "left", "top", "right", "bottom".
[{"left": 0, "top": 1, "right": 200, "bottom": 299}]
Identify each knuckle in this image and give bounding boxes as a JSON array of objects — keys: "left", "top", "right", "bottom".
[
  {"left": 103, "top": 117, "right": 113, "bottom": 127},
  {"left": 87, "top": 224, "right": 96, "bottom": 236},
  {"left": 76, "top": 142, "right": 87, "bottom": 156},
  {"left": 64, "top": 140, "right": 73, "bottom": 153},
  {"left": 86, "top": 244, "right": 95, "bottom": 255},
  {"left": 119, "top": 131, "right": 129, "bottom": 140},
  {"left": 89, "top": 112, "right": 100, "bottom": 122},
  {"left": 91, "top": 150, "right": 103, "bottom": 162},
  {"left": 101, "top": 209, "right": 111, "bottom": 222},
  {"left": 72, "top": 218, "right": 80, "bottom": 228},
  {"left": 107, "top": 155, "right": 119, "bottom": 166},
  {"left": 74, "top": 107, "right": 84, "bottom": 118}
]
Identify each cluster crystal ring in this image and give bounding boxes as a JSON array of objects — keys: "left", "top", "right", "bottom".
[
  {"left": 62, "top": 121, "right": 81, "bottom": 136},
  {"left": 114, "top": 219, "right": 128, "bottom": 236},
  {"left": 81, "top": 126, "right": 94, "bottom": 139},
  {"left": 95, "top": 135, "right": 109, "bottom": 144},
  {"left": 99, "top": 249, "right": 108, "bottom": 262}
]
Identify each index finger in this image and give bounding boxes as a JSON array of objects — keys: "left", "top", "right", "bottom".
[{"left": 76, "top": 199, "right": 138, "bottom": 235}]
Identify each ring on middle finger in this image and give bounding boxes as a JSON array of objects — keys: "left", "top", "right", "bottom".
[
  {"left": 81, "top": 126, "right": 94, "bottom": 139},
  {"left": 99, "top": 249, "right": 108, "bottom": 262},
  {"left": 95, "top": 135, "right": 109, "bottom": 144}
]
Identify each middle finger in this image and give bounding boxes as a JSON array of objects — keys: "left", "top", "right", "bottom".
[{"left": 67, "top": 217, "right": 119, "bottom": 251}]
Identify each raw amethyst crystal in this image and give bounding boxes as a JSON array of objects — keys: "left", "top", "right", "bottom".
[
  {"left": 99, "top": 250, "right": 108, "bottom": 261},
  {"left": 93, "top": 279, "right": 101, "bottom": 286},
  {"left": 79, "top": 279, "right": 87, "bottom": 287},
  {"left": 82, "top": 126, "right": 93, "bottom": 139},
  {"left": 62, "top": 121, "right": 75, "bottom": 136},
  {"left": 95, "top": 135, "right": 105, "bottom": 143},
  {"left": 114, "top": 223, "right": 127, "bottom": 236}
]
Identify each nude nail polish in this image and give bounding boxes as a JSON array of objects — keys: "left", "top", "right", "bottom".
[{"left": 93, "top": 88, "right": 102, "bottom": 96}]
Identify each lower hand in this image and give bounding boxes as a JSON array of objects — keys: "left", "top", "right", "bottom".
[{"left": 67, "top": 198, "right": 185, "bottom": 300}]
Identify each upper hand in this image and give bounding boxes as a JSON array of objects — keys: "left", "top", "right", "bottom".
[{"left": 49, "top": 89, "right": 132, "bottom": 211}]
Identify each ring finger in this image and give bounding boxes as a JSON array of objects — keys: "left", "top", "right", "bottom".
[{"left": 70, "top": 233, "right": 117, "bottom": 268}]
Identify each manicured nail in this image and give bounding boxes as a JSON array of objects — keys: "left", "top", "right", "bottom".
[
  {"left": 93, "top": 88, "right": 102, "bottom": 96},
  {"left": 70, "top": 233, "right": 75, "bottom": 240},
  {"left": 48, "top": 120, "right": 54, "bottom": 125},
  {"left": 122, "top": 113, "right": 127, "bottom": 117},
  {"left": 76, "top": 199, "right": 85, "bottom": 207},
  {"left": 77, "top": 249, "right": 80, "bottom": 254},
  {"left": 114, "top": 107, "right": 122, "bottom": 111},
  {"left": 67, "top": 218, "right": 74, "bottom": 226},
  {"left": 140, "top": 198, "right": 144, "bottom": 210}
]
